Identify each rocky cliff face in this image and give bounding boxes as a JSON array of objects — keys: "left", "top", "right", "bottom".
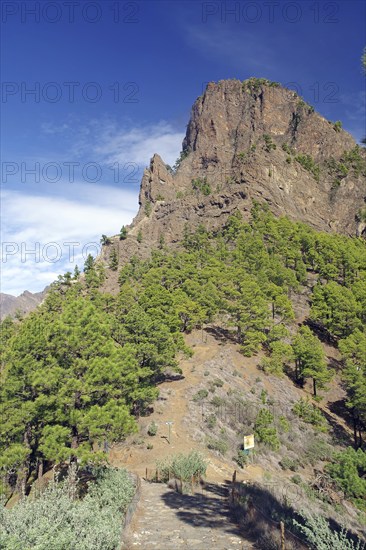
[{"left": 109, "top": 79, "right": 365, "bottom": 267}]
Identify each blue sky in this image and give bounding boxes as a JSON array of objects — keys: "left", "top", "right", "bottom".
[{"left": 1, "top": 0, "right": 365, "bottom": 295}]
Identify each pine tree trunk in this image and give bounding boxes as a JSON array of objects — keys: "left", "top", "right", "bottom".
[
  {"left": 352, "top": 409, "right": 358, "bottom": 449},
  {"left": 38, "top": 459, "right": 44, "bottom": 482},
  {"left": 313, "top": 378, "right": 317, "bottom": 397}
]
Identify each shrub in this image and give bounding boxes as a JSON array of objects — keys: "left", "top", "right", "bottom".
[
  {"left": 326, "top": 447, "right": 366, "bottom": 505},
  {"left": 295, "top": 154, "right": 320, "bottom": 182},
  {"left": 147, "top": 422, "right": 158, "bottom": 436},
  {"left": 304, "top": 438, "right": 333, "bottom": 466},
  {"left": 235, "top": 450, "right": 249, "bottom": 468},
  {"left": 254, "top": 409, "right": 280, "bottom": 451},
  {"left": 279, "top": 456, "right": 299, "bottom": 471},
  {"left": 144, "top": 201, "right": 152, "bottom": 217},
  {"left": 263, "top": 134, "right": 276, "bottom": 153},
  {"left": 292, "top": 399, "right": 327, "bottom": 431},
  {"left": 206, "top": 437, "right": 228, "bottom": 455},
  {"left": 193, "top": 389, "right": 209, "bottom": 402},
  {"left": 277, "top": 415, "right": 290, "bottom": 433},
  {"left": 192, "top": 177, "right": 211, "bottom": 196},
  {"left": 156, "top": 451, "right": 207, "bottom": 483},
  {"left": 291, "top": 474, "right": 302, "bottom": 485},
  {"left": 210, "top": 396, "right": 226, "bottom": 408},
  {"left": 293, "top": 513, "right": 365, "bottom": 549},
  {"left": 0, "top": 466, "right": 135, "bottom": 550},
  {"left": 333, "top": 120, "right": 342, "bottom": 132},
  {"left": 205, "top": 414, "right": 217, "bottom": 430}
]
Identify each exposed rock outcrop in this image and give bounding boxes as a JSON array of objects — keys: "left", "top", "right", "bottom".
[{"left": 107, "top": 79, "right": 365, "bottom": 269}]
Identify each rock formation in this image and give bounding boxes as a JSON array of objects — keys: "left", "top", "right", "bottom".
[{"left": 108, "top": 79, "right": 366, "bottom": 267}]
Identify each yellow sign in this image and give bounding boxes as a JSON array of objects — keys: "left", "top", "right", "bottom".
[{"left": 244, "top": 434, "right": 254, "bottom": 450}]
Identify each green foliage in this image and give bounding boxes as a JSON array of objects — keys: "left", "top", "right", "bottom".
[
  {"left": 144, "top": 201, "right": 152, "bottom": 217},
  {"left": 192, "top": 177, "right": 211, "bottom": 195},
  {"left": 341, "top": 146, "right": 366, "bottom": 177},
  {"left": 109, "top": 248, "right": 119, "bottom": 271},
  {"left": 333, "top": 120, "right": 343, "bottom": 132},
  {"left": 339, "top": 330, "right": 366, "bottom": 446},
  {"left": 136, "top": 229, "right": 143, "bottom": 243},
  {"left": 356, "top": 207, "right": 366, "bottom": 222},
  {"left": 260, "top": 341, "right": 294, "bottom": 376},
  {"left": 156, "top": 451, "right": 207, "bottom": 482},
  {"left": 279, "top": 456, "right": 299, "bottom": 471},
  {"left": 0, "top": 467, "right": 135, "bottom": 550},
  {"left": 293, "top": 512, "right": 365, "bottom": 549},
  {"left": 292, "top": 398, "right": 327, "bottom": 430},
  {"left": 295, "top": 154, "right": 320, "bottom": 182},
  {"left": 147, "top": 422, "right": 158, "bottom": 436},
  {"left": 282, "top": 142, "right": 294, "bottom": 155},
  {"left": 210, "top": 396, "right": 226, "bottom": 408},
  {"left": 235, "top": 450, "right": 249, "bottom": 468},
  {"left": 292, "top": 326, "right": 331, "bottom": 395},
  {"left": 119, "top": 226, "right": 128, "bottom": 240},
  {"left": 262, "top": 134, "right": 276, "bottom": 152},
  {"left": 193, "top": 389, "right": 209, "bottom": 402},
  {"left": 173, "top": 149, "right": 189, "bottom": 172},
  {"left": 100, "top": 234, "right": 112, "bottom": 246},
  {"left": 206, "top": 436, "right": 228, "bottom": 455},
  {"left": 205, "top": 414, "right": 217, "bottom": 429},
  {"left": 2, "top": 204, "right": 366, "bottom": 493},
  {"left": 311, "top": 282, "right": 362, "bottom": 338},
  {"left": 326, "top": 447, "right": 366, "bottom": 507},
  {"left": 254, "top": 409, "right": 280, "bottom": 451},
  {"left": 242, "top": 78, "right": 280, "bottom": 93},
  {"left": 304, "top": 438, "right": 333, "bottom": 465}
]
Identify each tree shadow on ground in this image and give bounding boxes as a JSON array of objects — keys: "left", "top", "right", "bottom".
[
  {"left": 205, "top": 326, "right": 238, "bottom": 345},
  {"left": 328, "top": 397, "right": 353, "bottom": 427},
  {"left": 229, "top": 481, "right": 363, "bottom": 549},
  {"left": 157, "top": 478, "right": 365, "bottom": 549},
  {"left": 321, "top": 407, "right": 354, "bottom": 446},
  {"left": 159, "top": 479, "right": 243, "bottom": 538}
]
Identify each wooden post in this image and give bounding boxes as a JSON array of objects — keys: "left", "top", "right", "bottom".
[{"left": 280, "top": 520, "right": 285, "bottom": 550}]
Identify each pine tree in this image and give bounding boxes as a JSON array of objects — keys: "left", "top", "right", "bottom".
[
  {"left": 109, "top": 248, "right": 119, "bottom": 271},
  {"left": 339, "top": 329, "right": 366, "bottom": 447},
  {"left": 119, "top": 226, "right": 128, "bottom": 240},
  {"left": 292, "top": 326, "right": 331, "bottom": 396}
]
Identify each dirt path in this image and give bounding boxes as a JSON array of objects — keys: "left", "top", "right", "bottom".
[
  {"left": 110, "top": 332, "right": 264, "bottom": 484},
  {"left": 123, "top": 479, "right": 252, "bottom": 549}
]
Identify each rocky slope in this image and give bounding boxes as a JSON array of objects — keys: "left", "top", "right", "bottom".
[
  {"left": 103, "top": 78, "right": 366, "bottom": 271},
  {"left": 0, "top": 289, "right": 47, "bottom": 320}
]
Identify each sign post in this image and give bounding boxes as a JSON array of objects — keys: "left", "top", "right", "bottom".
[
  {"left": 165, "top": 421, "right": 174, "bottom": 444},
  {"left": 243, "top": 434, "right": 255, "bottom": 455}
]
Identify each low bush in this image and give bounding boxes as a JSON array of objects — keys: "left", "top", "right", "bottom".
[
  {"left": 147, "top": 422, "right": 158, "bottom": 436},
  {"left": 292, "top": 399, "right": 327, "bottom": 431},
  {"left": 206, "top": 437, "right": 229, "bottom": 455},
  {"left": 0, "top": 466, "right": 135, "bottom": 550},
  {"left": 279, "top": 456, "right": 299, "bottom": 472},
  {"left": 193, "top": 389, "right": 209, "bottom": 402},
  {"left": 254, "top": 409, "right": 280, "bottom": 451},
  {"left": 293, "top": 512, "right": 365, "bottom": 549},
  {"left": 156, "top": 451, "right": 207, "bottom": 483}
]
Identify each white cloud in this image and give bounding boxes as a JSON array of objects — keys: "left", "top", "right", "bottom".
[
  {"left": 2, "top": 118, "right": 184, "bottom": 295},
  {"left": 1, "top": 184, "right": 138, "bottom": 295},
  {"left": 78, "top": 120, "right": 184, "bottom": 168}
]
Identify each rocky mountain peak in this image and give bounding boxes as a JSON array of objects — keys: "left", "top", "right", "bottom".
[{"left": 134, "top": 78, "right": 365, "bottom": 244}]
